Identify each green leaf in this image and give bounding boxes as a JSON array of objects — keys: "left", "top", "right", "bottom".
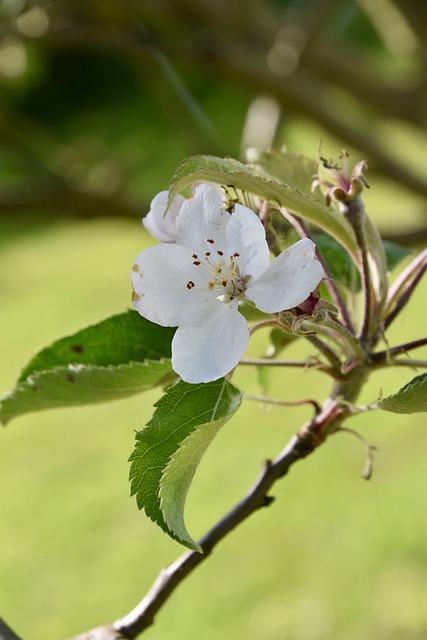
[
  {"left": 0, "top": 311, "right": 177, "bottom": 424},
  {"left": 169, "top": 154, "right": 358, "bottom": 260},
  {"left": 254, "top": 149, "right": 320, "bottom": 200},
  {"left": 313, "top": 233, "right": 360, "bottom": 291},
  {"left": 0, "top": 360, "right": 174, "bottom": 425},
  {"left": 383, "top": 241, "right": 413, "bottom": 272},
  {"left": 378, "top": 373, "right": 427, "bottom": 414},
  {"left": 364, "top": 216, "right": 388, "bottom": 305},
  {"left": 129, "top": 378, "right": 242, "bottom": 550},
  {"left": 18, "top": 310, "right": 175, "bottom": 380}
]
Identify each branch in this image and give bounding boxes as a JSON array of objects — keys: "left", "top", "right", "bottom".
[
  {"left": 70, "top": 398, "right": 346, "bottom": 640},
  {"left": 380, "top": 225, "right": 427, "bottom": 247}
]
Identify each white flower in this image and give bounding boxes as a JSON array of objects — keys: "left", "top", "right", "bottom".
[
  {"left": 143, "top": 190, "right": 185, "bottom": 243},
  {"left": 143, "top": 183, "right": 225, "bottom": 243},
  {"left": 132, "top": 184, "right": 323, "bottom": 383}
]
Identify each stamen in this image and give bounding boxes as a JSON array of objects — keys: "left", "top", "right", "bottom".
[{"left": 186, "top": 242, "right": 246, "bottom": 303}]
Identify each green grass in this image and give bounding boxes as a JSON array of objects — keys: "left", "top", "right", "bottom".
[{"left": 1, "top": 213, "right": 426, "bottom": 640}]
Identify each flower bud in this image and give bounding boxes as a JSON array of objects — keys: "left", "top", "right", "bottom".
[{"left": 312, "top": 149, "right": 369, "bottom": 213}]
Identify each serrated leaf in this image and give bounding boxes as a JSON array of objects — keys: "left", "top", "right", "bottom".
[
  {"left": 19, "top": 310, "right": 174, "bottom": 380},
  {"left": 169, "top": 155, "right": 358, "bottom": 260},
  {"left": 0, "top": 360, "right": 174, "bottom": 425},
  {"left": 129, "top": 379, "right": 242, "bottom": 550},
  {"left": 378, "top": 373, "right": 427, "bottom": 413},
  {"left": 1, "top": 311, "right": 177, "bottom": 424},
  {"left": 254, "top": 149, "right": 320, "bottom": 200}
]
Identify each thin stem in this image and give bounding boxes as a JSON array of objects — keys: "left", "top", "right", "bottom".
[
  {"left": 374, "top": 359, "right": 427, "bottom": 369},
  {"left": 383, "top": 248, "right": 427, "bottom": 317},
  {"left": 305, "top": 335, "right": 343, "bottom": 372},
  {"left": 239, "top": 357, "right": 340, "bottom": 379},
  {"left": 336, "top": 428, "right": 377, "bottom": 480},
  {"left": 243, "top": 393, "right": 321, "bottom": 414},
  {"left": 314, "top": 313, "right": 367, "bottom": 361},
  {"left": 298, "top": 314, "right": 366, "bottom": 364},
  {"left": 286, "top": 214, "right": 354, "bottom": 331},
  {"left": 248, "top": 319, "right": 281, "bottom": 335},
  {"left": 371, "top": 337, "right": 427, "bottom": 363},
  {"left": 383, "top": 259, "right": 427, "bottom": 332},
  {"left": 347, "top": 201, "right": 373, "bottom": 341},
  {"left": 239, "top": 358, "right": 319, "bottom": 368}
]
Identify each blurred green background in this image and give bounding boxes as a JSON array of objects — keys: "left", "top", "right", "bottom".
[{"left": 1, "top": 1, "right": 427, "bottom": 638}]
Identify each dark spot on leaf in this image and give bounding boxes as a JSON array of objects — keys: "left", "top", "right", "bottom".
[
  {"left": 30, "top": 385, "right": 38, "bottom": 392},
  {"left": 67, "top": 372, "right": 76, "bottom": 383},
  {"left": 71, "top": 344, "right": 84, "bottom": 354}
]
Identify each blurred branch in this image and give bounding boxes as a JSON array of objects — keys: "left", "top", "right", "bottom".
[
  {"left": 380, "top": 226, "right": 427, "bottom": 247},
  {"left": 0, "top": 183, "right": 145, "bottom": 219},
  {"left": 18, "top": 0, "right": 427, "bottom": 193},
  {"left": 2, "top": 0, "right": 427, "bottom": 229}
]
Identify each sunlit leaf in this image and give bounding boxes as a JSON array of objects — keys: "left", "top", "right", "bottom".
[
  {"left": 0, "top": 360, "right": 174, "bottom": 425},
  {"left": 0, "top": 311, "right": 176, "bottom": 424},
  {"left": 170, "top": 155, "right": 358, "bottom": 259},
  {"left": 378, "top": 373, "right": 427, "bottom": 414},
  {"left": 254, "top": 149, "right": 319, "bottom": 199},
  {"left": 129, "top": 379, "right": 242, "bottom": 550},
  {"left": 18, "top": 310, "right": 174, "bottom": 380}
]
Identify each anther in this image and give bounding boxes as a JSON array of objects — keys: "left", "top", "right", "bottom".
[
  {"left": 193, "top": 261, "right": 201, "bottom": 266},
  {"left": 217, "top": 250, "right": 224, "bottom": 256},
  {"left": 207, "top": 238, "right": 215, "bottom": 244}
]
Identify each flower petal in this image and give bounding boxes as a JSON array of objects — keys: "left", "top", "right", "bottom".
[
  {"left": 131, "top": 244, "right": 214, "bottom": 326},
  {"left": 143, "top": 191, "right": 185, "bottom": 243},
  {"left": 226, "top": 204, "right": 270, "bottom": 279},
  {"left": 176, "top": 184, "right": 230, "bottom": 254},
  {"left": 245, "top": 238, "right": 323, "bottom": 312},
  {"left": 171, "top": 302, "right": 249, "bottom": 383}
]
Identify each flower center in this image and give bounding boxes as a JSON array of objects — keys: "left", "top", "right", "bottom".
[{"left": 186, "top": 237, "right": 247, "bottom": 303}]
